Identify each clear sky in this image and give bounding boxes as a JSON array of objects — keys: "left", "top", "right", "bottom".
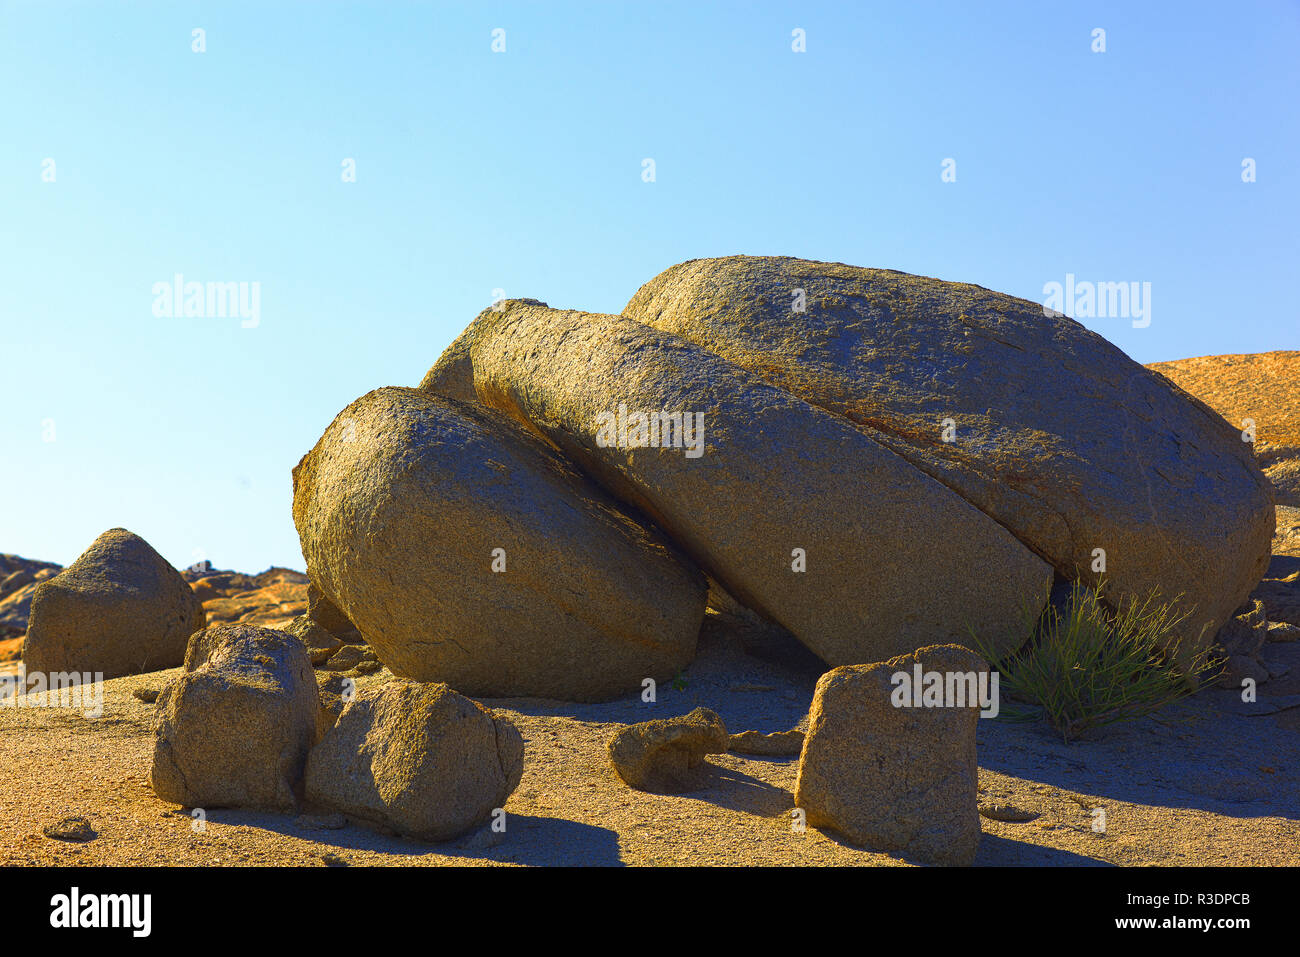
[{"left": 2, "top": 1, "right": 1297, "bottom": 574}]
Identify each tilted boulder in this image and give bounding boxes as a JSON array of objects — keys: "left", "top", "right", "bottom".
[
  {"left": 304, "top": 680, "right": 524, "bottom": 841},
  {"left": 608, "top": 707, "right": 729, "bottom": 792},
  {"left": 292, "top": 387, "right": 707, "bottom": 701},
  {"left": 419, "top": 297, "right": 550, "bottom": 404},
  {"left": 150, "top": 623, "right": 318, "bottom": 810},
  {"left": 623, "top": 256, "right": 1276, "bottom": 654},
  {"left": 24, "top": 528, "right": 206, "bottom": 679},
  {"left": 794, "top": 644, "right": 989, "bottom": 865},
  {"left": 465, "top": 301, "right": 1051, "bottom": 666}
]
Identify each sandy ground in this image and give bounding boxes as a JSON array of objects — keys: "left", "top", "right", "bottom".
[{"left": 2, "top": 609, "right": 1298, "bottom": 868}]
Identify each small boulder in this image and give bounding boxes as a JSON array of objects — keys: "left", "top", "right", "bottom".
[
  {"left": 304, "top": 680, "right": 524, "bottom": 842},
  {"left": 794, "top": 644, "right": 988, "bottom": 865},
  {"left": 322, "top": 644, "right": 366, "bottom": 672},
  {"left": 150, "top": 623, "right": 318, "bottom": 810},
  {"left": 1218, "top": 600, "right": 1269, "bottom": 657},
  {"left": 24, "top": 528, "right": 206, "bottom": 679},
  {"left": 608, "top": 707, "right": 729, "bottom": 792},
  {"left": 283, "top": 615, "right": 343, "bottom": 666}
]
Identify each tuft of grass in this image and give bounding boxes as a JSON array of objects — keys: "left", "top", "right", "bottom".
[{"left": 967, "top": 580, "right": 1220, "bottom": 743}]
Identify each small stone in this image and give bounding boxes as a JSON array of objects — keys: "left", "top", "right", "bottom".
[
  {"left": 43, "top": 816, "right": 96, "bottom": 842},
  {"left": 322, "top": 645, "right": 365, "bottom": 672},
  {"left": 609, "top": 707, "right": 728, "bottom": 792}
]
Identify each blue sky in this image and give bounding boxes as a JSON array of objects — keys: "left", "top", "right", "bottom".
[{"left": 2, "top": 1, "right": 1297, "bottom": 573}]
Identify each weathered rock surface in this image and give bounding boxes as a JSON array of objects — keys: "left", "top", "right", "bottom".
[
  {"left": 624, "top": 257, "right": 1276, "bottom": 654},
  {"left": 609, "top": 707, "right": 729, "bottom": 792},
  {"left": 292, "top": 386, "right": 707, "bottom": 700},
  {"left": 150, "top": 623, "right": 318, "bottom": 810},
  {"left": 304, "top": 680, "right": 524, "bottom": 841},
  {"left": 23, "top": 529, "right": 206, "bottom": 679},
  {"left": 794, "top": 644, "right": 988, "bottom": 865},
  {"left": 467, "top": 301, "right": 1051, "bottom": 666}
]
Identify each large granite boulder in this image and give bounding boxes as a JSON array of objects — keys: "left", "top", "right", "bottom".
[
  {"left": 794, "top": 644, "right": 989, "bottom": 865},
  {"left": 304, "top": 680, "right": 524, "bottom": 841},
  {"left": 463, "top": 301, "right": 1051, "bottom": 666},
  {"left": 623, "top": 256, "right": 1276, "bottom": 654},
  {"left": 23, "top": 528, "right": 206, "bottom": 679},
  {"left": 292, "top": 387, "right": 707, "bottom": 701},
  {"left": 150, "top": 623, "right": 318, "bottom": 810}
]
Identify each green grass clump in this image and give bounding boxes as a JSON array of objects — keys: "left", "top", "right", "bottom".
[{"left": 968, "top": 580, "right": 1220, "bottom": 743}]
